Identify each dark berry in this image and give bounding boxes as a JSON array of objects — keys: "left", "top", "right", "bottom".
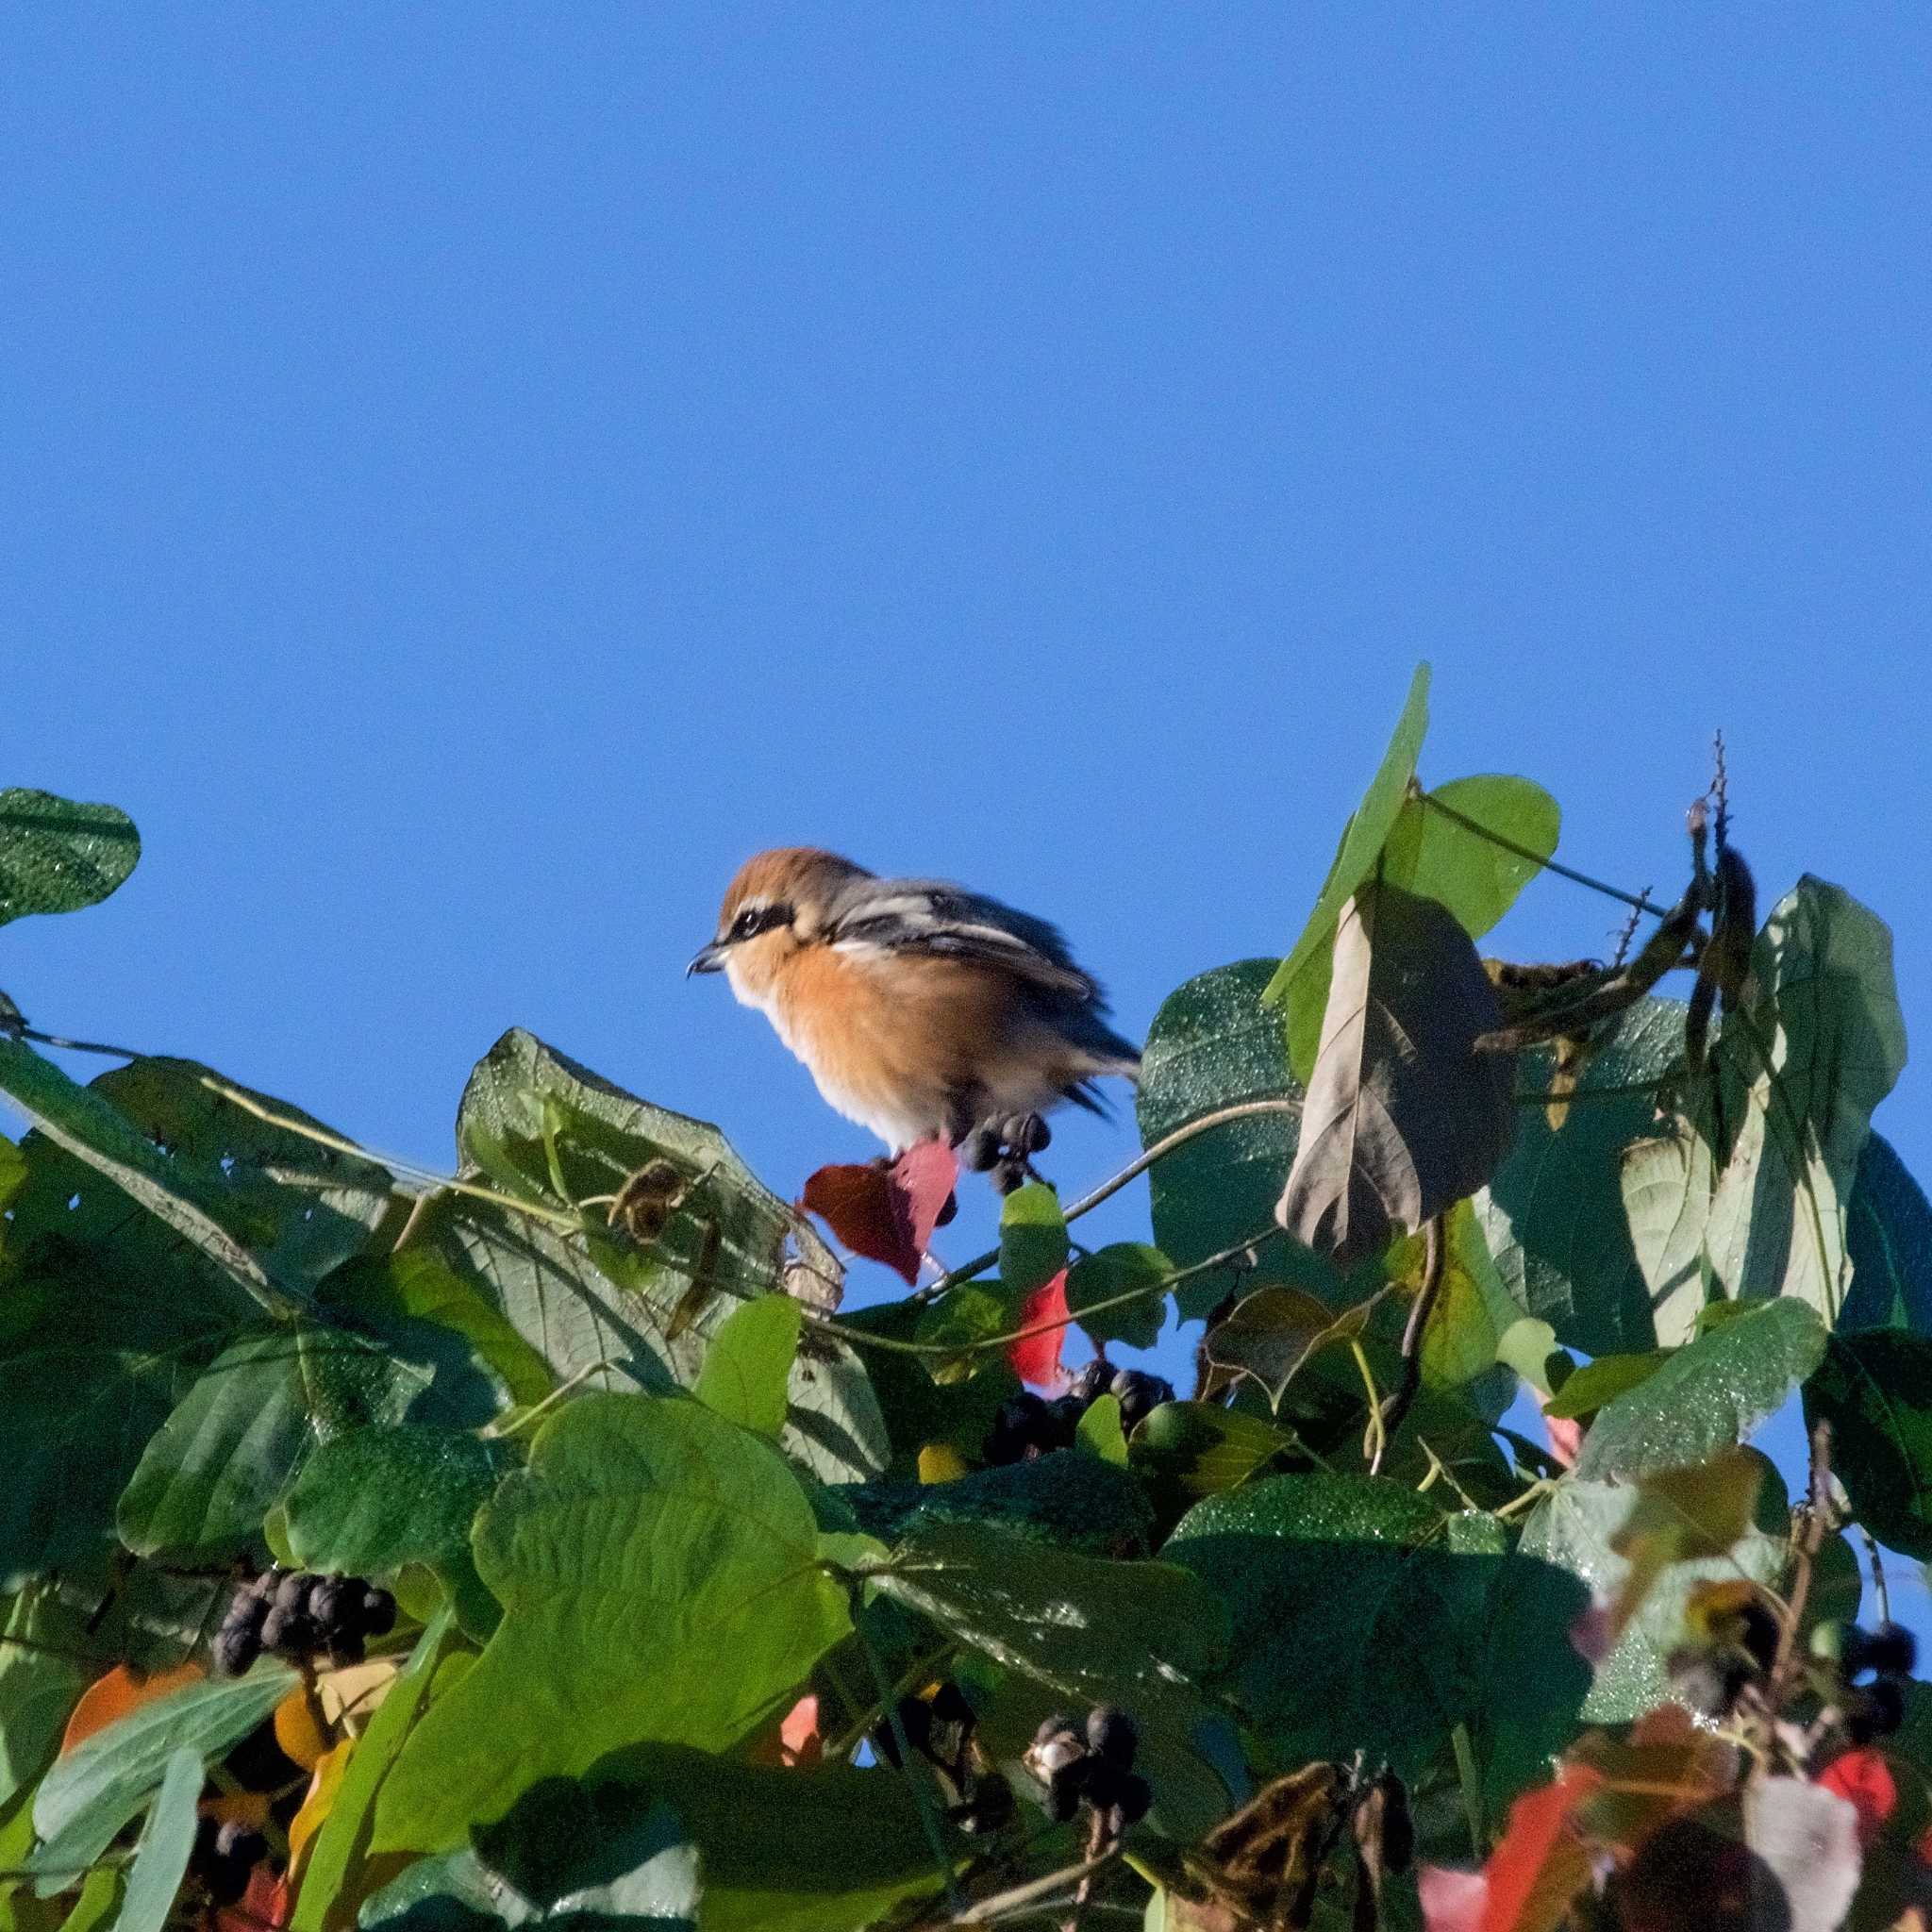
[
  {"left": 934, "top": 1190, "right": 958, "bottom": 1228},
  {"left": 952, "top": 1769, "right": 1015, "bottom": 1835},
  {"left": 895, "top": 1695, "right": 934, "bottom": 1758},
  {"left": 1043, "top": 1766, "right": 1086, "bottom": 1824},
  {"left": 1866, "top": 1623, "right": 1918, "bottom": 1677},
  {"left": 1010, "top": 1113, "right": 1051, "bottom": 1155},
  {"left": 1109, "top": 1369, "right": 1174, "bottom": 1433},
  {"left": 260, "top": 1606, "right": 315, "bottom": 1657},
  {"left": 1848, "top": 1677, "right": 1906, "bottom": 1743},
  {"left": 358, "top": 1587, "right": 396, "bottom": 1638},
  {"left": 1736, "top": 1600, "right": 1780, "bottom": 1674},
  {"left": 1045, "top": 1394, "right": 1086, "bottom": 1444},
  {"left": 929, "top": 1681, "right": 975, "bottom": 1729},
  {"left": 960, "top": 1126, "right": 1002, "bottom": 1172},
  {"left": 986, "top": 1393, "right": 1059, "bottom": 1465},
  {"left": 1112, "top": 1772, "right": 1152, "bottom": 1827},
  {"left": 273, "top": 1572, "right": 311, "bottom": 1614},
  {"left": 210, "top": 1623, "right": 260, "bottom": 1679},
  {"left": 1070, "top": 1358, "right": 1111, "bottom": 1406},
  {"left": 308, "top": 1576, "right": 347, "bottom": 1631},
  {"left": 1085, "top": 1706, "right": 1138, "bottom": 1767},
  {"left": 991, "top": 1158, "right": 1026, "bottom": 1196}
]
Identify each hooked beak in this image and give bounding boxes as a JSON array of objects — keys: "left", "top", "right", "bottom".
[{"left": 686, "top": 941, "right": 727, "bottom": 977}]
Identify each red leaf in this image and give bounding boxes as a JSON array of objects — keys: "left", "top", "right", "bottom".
[
  {"left": 802, "top": 1141, "right": 958, "bottom": 1286},
  {"left": 1008, "top": 1269, "right": 1071, "bottom": 1390},
  {"left": 216, "top": 1866, "right": 290, "bottom": 1932},
  {"left": 1478, "top": 1768, "right": 1600, "bottom": 1932},
  {"left": 1818, "top": 1749, "right": 1898, "bottom": 1850}
]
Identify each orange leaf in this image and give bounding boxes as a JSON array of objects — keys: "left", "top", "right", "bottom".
[
  {"left": 60, "top": 1660, "right": 204, "bottom": 1756},
  {"left": 274, "top": 1682, "right": 333, "bottom": 1772},
  {"left": 216, "top": 1866, "right": 290, "bottom": 1932},
  {"left": 802, "top": 1141, "right": 958, "bottom": 1285},
  {"left": 1478, "top": 1768, "right": 1601, "bottom": 1932},
  {"left": 1008, "top": 1269, "right": 1070, "bottom": 1390},
  {"left": 287, "top": 1740, "right": 353, "bottom": 1886}
]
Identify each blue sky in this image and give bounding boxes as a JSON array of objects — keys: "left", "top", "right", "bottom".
[{"left": 7, "top": 9, "right": 1930, "bottom": 1600}]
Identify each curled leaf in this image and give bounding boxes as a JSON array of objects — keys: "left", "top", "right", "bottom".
[{"left": 801, "top": 1141, "right": 958, "bottom": 1286}]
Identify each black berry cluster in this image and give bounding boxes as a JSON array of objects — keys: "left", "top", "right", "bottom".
[
  {"left": 212, "top": 1570, "right": 396, "bottom": 1676},
  {"left": 983, "top": 1358, "right": 1174, "bottom": 1464},
  {"left": 191, "top": 1818, "right": 267, "bottom": 1906},
  {"left": 1814, "top": 1620, "right": 1917, "bottom": 1743},
  {"left": 1024, "top": 1707, "right": 1151, "bottom": 1834},
  {"left": 960, "top": 1113, "right": 1052, "bottom": 1194}
]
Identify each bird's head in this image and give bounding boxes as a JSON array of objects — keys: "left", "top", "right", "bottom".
[{"left": 688, "top": 846, "right": 874, "bottom": 1007}]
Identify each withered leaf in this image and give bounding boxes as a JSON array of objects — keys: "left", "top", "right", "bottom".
[{"left": 1277, "top": 881, "right": 1515, "bottom": 1266}]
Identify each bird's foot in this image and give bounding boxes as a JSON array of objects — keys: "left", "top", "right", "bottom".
[{"left": 959, "top": 1113, "right": 1053, "bottom": 1194}]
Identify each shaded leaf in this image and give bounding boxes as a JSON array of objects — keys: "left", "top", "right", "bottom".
[
  {"left": 112, "top": 1746, "right": 202, "bottom": 1932},
  {"left": 1476, "top": 997, "right": 1687, "bottom": 1357},
  {"left": 800, "top": 1141, "right": 956, "bottom": 1287},
  {"left": 1129, "top": 1403, "right": 1297, "bottom": 1510},
  {"left": 1065, "top": 1243, "right": 1169, "bottom": 1351},
  {"left": 0, "top": 1592, "right": 92, "bottom": 1807},
  {"left": 1203, "top": 1289, "right": 1368, "bottom": 1410},
  {"left": 1380, "top": 774, "right": 1561, "bottom": 940},
  {"left": 1277, "top": 882, "right": 1514, "bottom": 1267},
  {"left": 1540, "top": 1352, "right": 1667, "bottom": 1423},
  {"left": 1074, "top": 1394, "right": 1128, "bottom": 1465},
  {"left": 1135, "top": 961, "right": 1304, "bottom": 1322},
  {"left": 1573, "top": 1298, "right": 1824, "bottom": 1479},
  {"left": 1704, "top": 878, "right": 1907, "bottom": 1323},
  {"left": 1803, "top": 1330, "right": 1932, "bottom": 1559},
  {"left": 1841, "top": 1131, "right": 1932, "bottom": 1333},
  {"left": 778, "top": 1334, "right": 890, "bottom": 1486},
  {"left": 371, "top": 1394, "right": 848, "bottom": 1851},
  {"left": 0, "top": 791, "right": 140, "bottom": 927},
  {"left": 1264, "top": 662, "right": 1431, "bottom": 1076},
  {"left": 1607, "top": 1447, "right": 1765, "bottom": 1637}
]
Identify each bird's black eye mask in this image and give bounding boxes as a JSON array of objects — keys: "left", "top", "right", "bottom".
[{"left": 726, "top": 900, "right": 793, "bottom": 943}]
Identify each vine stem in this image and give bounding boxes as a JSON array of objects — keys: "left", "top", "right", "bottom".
[
  {"left": 1418, "top": 790, "right": 1672, "bottom": 918},
  {"left": 908, "top": 1097, "right": 1303, "bottom": 1307},
  {"left": 1764, "top": 1419, "right": 1833, "bottom": 1735}
]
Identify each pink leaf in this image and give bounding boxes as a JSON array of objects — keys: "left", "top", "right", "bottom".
[
  {"left": 1008, "top": 1269, "right": 1071, "bottom": 1390},
  {"left": 1418, "top": 1866, "right": 1488, "bottom": 1932},
  {"left": 802, "top": 1141, "right": 959, "bottom": 1285}
]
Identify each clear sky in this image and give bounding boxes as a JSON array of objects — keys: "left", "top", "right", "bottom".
[{"left": 8, "top": 8, "right": 1930, "bottom": 1597}]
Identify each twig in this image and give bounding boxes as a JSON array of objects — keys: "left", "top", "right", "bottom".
[
  {"left": 917, "top": 1855, "right": 1114, "bottom": 1929},
  {"left": 908, "top": 1098, "right": 1304, "bottom": 1307},
  {"left": 1764, "top": 1420, "right": 1833, "bottom": 1727},
  {"left": 1370, "top": 1215, "right": 1444, "bottom": 1474},
  {"left": 1418, "top": 791, "right": 1672, "bottom": 917},
  {"left": 1609, "top": 897, "right": 1647, "bottom": 971},
  {"left": 1852, "top": 1519, "right": 1892, "bottom": 1630},
  {"left": 9, "top": 1021, "right": 144, "bottom": 1060}
]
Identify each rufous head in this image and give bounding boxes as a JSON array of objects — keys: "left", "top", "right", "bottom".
[{"left": 687, "top": 847, "right": 873, "bottom": 1007}]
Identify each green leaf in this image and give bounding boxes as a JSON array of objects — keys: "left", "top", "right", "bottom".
[
  {"left": 911, "top": 1284, "right": 1013, "bottom": 1382},
  {"left": 1704, "top": 877, "right": 1907, "bottom": 1323},
  {"left": 1477, "top": 995, "right": 1689, "bottom": 1356},
  {"left": 1541, "top": 1351, "right": 1669, "bottom": 1422},
  {"left": 1202, "top": 1289, "right": 1367, "bottom": 1410},
  {"left": 1608, "top": 1447, "right": 1767, "bottom": 1632},
  {"left": 117, "top": 1325, "right": 428, "bottom": 1561},
  {"left": 371, "top": 1394, "right": 849, "bottom": 1851},
  {"left": 291, "top": 1612, "right": 458, "bottom": 1932},
  {"left": 284, "top": 1427, "right": 517, "bottom": 1575},
  {"left": 874, "top": 1522, "right": 1226, "bottom": 1728},
  {"left": 694, "top": 1296, "right": 801, "bottom": 1437},
  {"left": 778, "top": 1335, "right": 890, "bottom": 1485},
  {"left": 1521, "top": 1464, "right": 1787, "bottom": 1721},
  {"left": 1065, "top": 1244, "right": 1169, "bottom": 1350},
  {"left": 1842, "top": 1133, "right": 1932, "bottom": 1334},
  {"left": 1074, "top": 1394, "right": 1129, "bottom": 1465},
  {"left": 835, "top": 1449, "right": 1155, "bottom": 1555},
  {"left": 998, "top": 1185, "right": 1068, "bottom": 1300},
  {"left": 1618, "top": 1130, "right": 1713, "bottom": 1348},
  {"left": 0, "top": 1592, "right": 91, "bottom": 1810},
  {"left": 1380, "top": 774, "right": 1561, "bottom": 937},
  {"left": 56, "top": 1869, "right": 119, "bottom": 1932},
  {"left": 360, "top": 1778, "right": 699, "bottom": 1932},
  {"left": 1276, "top": 881, "right": 1514, "bottom": 1266},
  {"left": 1163, "top": 1474, "right": 1587, "bottom": 1785},
  {"left": 111, "top": 1746, "right": 201, "bottom": 1932},
  {"left": 0, "top": 791, "right": 139, "bottom": 927},
  {"left": 1265, "top": 662, "right": 1431, "bottom": 1078},
  {"left": 1803, "top": 1331, "right": 1932, "bottom": 1559},
  {"left": 32, "top": 1667, "right": 294, "bottom": 1887},
  {"left": 1136, "top": 961, "right": 1305, "bottom": 1321},
  {"left": 1129, "top": 1401, "right": 1297, "bottom": 1508},
  {"left": 1574, "top": 1298, "right": 1825, "bottom": 1479}
]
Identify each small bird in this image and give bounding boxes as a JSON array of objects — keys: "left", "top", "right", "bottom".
[{"left": 689, "top": 847, "right": 1141, "bottom": 1167}]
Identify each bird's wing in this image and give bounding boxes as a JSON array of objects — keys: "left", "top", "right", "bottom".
[{"left": 824, "top": 878, "right": 1102, "bottom": 1001}]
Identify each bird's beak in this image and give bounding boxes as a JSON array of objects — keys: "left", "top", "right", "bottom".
[{"left": 686, "top": 941, "right": 727, "bottom": 977}]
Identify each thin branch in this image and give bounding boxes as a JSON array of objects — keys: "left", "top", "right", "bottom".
[
  {"left": 1418, "top": 791, "right": 1672, "bottom": 917},
  {"left": 1853, "top": 1519, "right": 1892, "bottom": 1629},
  {"left": 909, "top": 1098, "right": 1304, "bottom": 1307},
  {"left": 1370, "top": 1214, "right": 1444, "bottom": 1474},
  {"left": 1764, "top": 1420, "right": 1833, "bottom": 1728},
  {"left": 11, "top": 1022, "right": 144, "bottom": 1060},
  {"left": 917, "top": 1855, "right": 1115, "bottom": 1929}
]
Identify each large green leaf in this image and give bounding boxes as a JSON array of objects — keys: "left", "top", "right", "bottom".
[
  {"left": 1277, "top": 882, "right": 1514, "bottom": 1266},
  {"left": 291, "top": 1612, "right": 458, "bottom": 1932},
  {"left": 1842, "top": 1133, "right": 1932, "bottom": 1334},
  {"left": 1065, "top": 1243, "right": 1169, "bottom": 1351},
  {"left": 1135, "top": 960, "right": 1305, "bottom": 1322},
  {"left": 1163, "top": 1474, "right": 1587, "bottom": 1789},
  {"left": 1264, "top": 663, "right": 1431, "bottom": 1076},
  {"left": 112, "top": 1747, "right": 201, "bottom": 1932},
  {"left": 778, "top": 1335, "right": 890, "bottom": 1485},
  {"left": 0, "top": 791, "right": 140, "bottom": 927},
  {"left": 1573, "top": 1298, "right": 1825, "bottom": 1479},
  {"left": 1704, "top": 878, "right": 1907, "bottom": 1323},
  {"left": 283, "top": 1427, "right": 518, "bottom": 1575},
  {"left": 1476, "top": 996, "right": 1688, "bottom": 1357},
  {"left": 1803, "top": 1331, "right": 1932, "bottom": 1559},
  {"left": 1521, "top": 1466, "right": 1787, "bottom": 1722},
  {"left": 836, "top": 1447, "right": 1156, "bottom": 1555},
  {"left": 997, "top": 1184, "right": 1068, "bottom": 1299},
  {"left": 1619, "top": 1130, "right": 1713, "bottom": 1348},
  {"left": 31, "top": 1666, "right": 294, "bottom": 1887},
  {"left": 117, "top": 1324, "right": 429, "bottom": 1561},
  {"left": 371, "top": 1394, "right": 848, "bottom": 1851},
  {"left": 0, "top": 1592, "right": 91, "bottom": 1810},
  {"left": 694, "top": 1295, "right": 801, "bottom": 1438}
]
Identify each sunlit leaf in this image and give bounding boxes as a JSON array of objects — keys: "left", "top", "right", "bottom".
[
  {"left": 1619, "top": 1129, "right": 1713, "bottom": 1348},
  {"left": 800, "top": 1141, "right": 955, "bottom": 1287},
  {"left": 0, "top": 791, "right": 140, "bottom": 927},
  {"left": 695, "top": 1294, "right": 802, "bottom": 1437},
  {"left": 112, "top": 1746, "right": 202, "bottom": 1932}
]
